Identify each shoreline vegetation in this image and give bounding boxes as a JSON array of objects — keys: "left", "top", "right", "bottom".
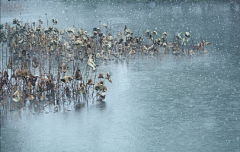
[{"left": 0, "top": 17, "right": 210, "bottom": 115}]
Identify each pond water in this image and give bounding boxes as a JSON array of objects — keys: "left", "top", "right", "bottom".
[{"left": 1, "top": 1, "right": 240, "bottom": 152}]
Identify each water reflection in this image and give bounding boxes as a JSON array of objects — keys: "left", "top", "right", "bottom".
[{"left": 96, "top": 101, "right": 106, "bottom": 111}]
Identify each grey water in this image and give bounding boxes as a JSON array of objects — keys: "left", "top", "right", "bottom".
[{"left": 1, "top": 1, "right": 240, "bottom": 152}]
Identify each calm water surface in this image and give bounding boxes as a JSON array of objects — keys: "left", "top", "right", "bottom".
[{"left": 1, "top": 1, "right": 240, "bottom": 152}]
